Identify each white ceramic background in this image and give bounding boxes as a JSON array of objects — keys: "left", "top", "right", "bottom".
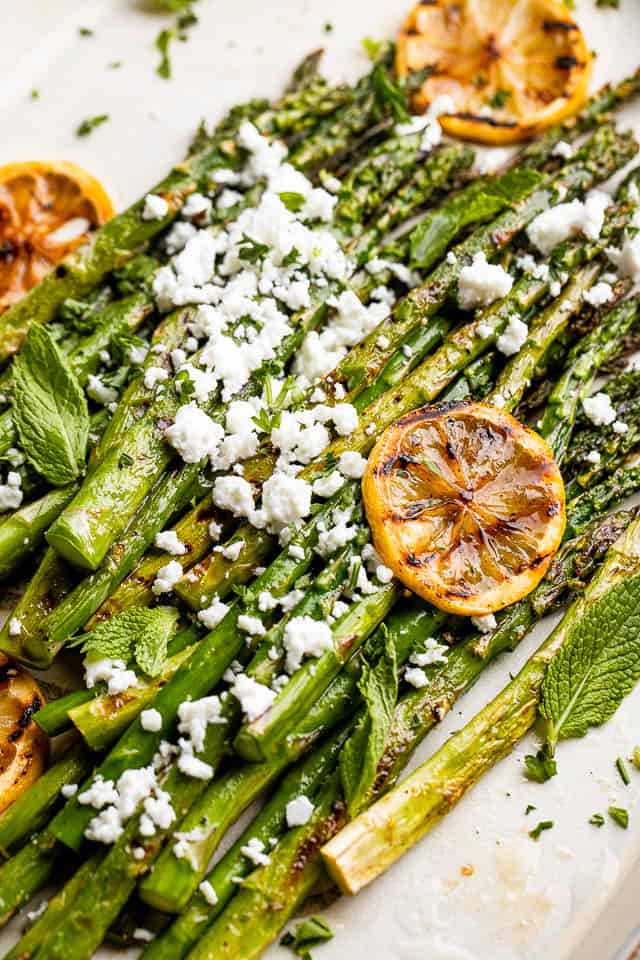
[{"left": 1, "top": 3, "right": 640, "bottom": 959}]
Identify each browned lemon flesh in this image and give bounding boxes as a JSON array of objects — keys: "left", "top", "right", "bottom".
[
  {"left": 396, "top": 0, "right": 592, "bottom": 144},
  {"left": 0, "top": 655, "right": 48, "bottom": 813},
  {"left": 363, "top": 401, "right": 566, "bottom": 615},
  {"left": 0, "top": 160, "right": 114, "bottom": 310}
]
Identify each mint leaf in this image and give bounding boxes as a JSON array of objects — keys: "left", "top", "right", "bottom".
[
  {"left": 372, "top": 65, "right": 409, "bottom": 123},
  {"left": 74, "top": 607, "right": 179, "bottom": 677},
  {"left": 281, "top": 916, "right": 333, "bottom": 957},
  {"left": 238, "top": 233, "right": 270, "bottom": 264},
  {"left": 278, "top": 192, "right": 305, "bottom": 213},
  {"left": 13, "top": 325, "right": 89, "bottom": 486},
  {"left": 540, "top": 573, "right": 640, "bottom": 753},
  {"left": 410, "top": 168, "right": 541, "bottom": 270},
  {"left": 524, "top": 750, "right": 557, "bottom": 783},
  {"left": 339, "top": 634, "right": 397, "bottom": 816}
]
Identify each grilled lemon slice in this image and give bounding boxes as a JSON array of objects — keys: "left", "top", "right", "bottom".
[
  {"left": 396, "top": 0, "right": 592, "bottom": 144},
  {"left": 363, "top": 402, "right": 566, "bottom": 615},
  {"left": 0, "top": 656, "right": 47, "bottom": 813},
  {"left": 0, "top": 160, "right": 114, "bottom": 310}
]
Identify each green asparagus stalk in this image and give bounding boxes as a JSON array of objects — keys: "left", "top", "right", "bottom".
[
  {"left": 0, "top": 831, "right": 59, "bottom": 927},
  {"left": 2, "top": 851, "right": 105, "bottom": 960},
  {"left": 0, "top": 743, "right": 91, "bottom": 856},
  {"left": 141, "top": 729, "right": 349, "bottom": 960},
  {"left": 0, "top": 484, "right": 77, "bottom": 580},
  {"left": 321, "top": 511, "right": 640, "bottom": 894},
  {"left": 566, "top": 458, "right": 640, "bottom": 537},
  {"left": 539, "top": 294, "right": 640, "bottom": 461},
  {"left": 186, "top": 776, "right": 344, "bottom": 960}
]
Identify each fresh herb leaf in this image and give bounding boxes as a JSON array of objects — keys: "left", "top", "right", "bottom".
[
  {"left": 58, "top": 298, "right": 97, "bottom": 333},
  {"left": 616, "top": 756, "right": 630, "bottom": 786},
  {"left": 252, "top": 407, "right": 281, "bottom": 435},
  {"left": 12, "top": 326, "right": 89, "bottom": 486},
  {"left": 78, "top": 27, "right": 94, "bottom": 37},
  {"left": 155, "top": 28, "right": 174, "bottom": 79},
  {"left": 540, "top": 573, "right": 640, "bottom": 753},
  {"left": 174, "top": 369, "right": 195, "bottom": 399},
  {"left": 282, "top": 247, "right": 301, "bottom": 267},
  {"left": 488, "top": 88, "right": 510, "bottom": 109},
  {"left": 278, "top": 192, "right": 306, "bottom": 213},
  {"left": 119, "top": 453, "right": 134, "bottom": 468},
  {"left": 589, "top": 813, "right": 605, "bottom": 827},
  {"left": 529, "top": 819, "right": 554, "bottom": 840},
  {"left": 281, "top": 916, "right": 333, "bottom": 957},
  {"left": 76, "top": 114, "right": 109, "bottom": 137},
  {"left": 608, "top": 806, "right": 629, "bottom": 828},
  {"left": 372, "top": 64, "right": 409, "bottom": 123},
  {"left": 410, "top": 168, "right": 541, "bottom": 269},
  {"left": 238, "top": 233, "right": 270, "bottom": 264},
  {"left": 340, "top": 634, "right": 397, "bottom": 816},
  {"left": 324, "top": 22, "right": 333, "bottom": 33},
  {"left": 361, "top": 37, "right": 382, "bottom": 61},
  {"left": 73, "top": 607, "right": 179, "bottom": 677},
  {"left": 524, "top": 750, "right": 557, "bottom": 783},
  {"left": 525, "top": 804, "right": 536, "bottom": 815}
]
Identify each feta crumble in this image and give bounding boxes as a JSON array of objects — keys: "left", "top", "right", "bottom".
[
  {"left": 457, "top": 252, "right": 513, "bottom": 310},
  {"left": 285, "top": 794, "right": 314, "bottom": 827},
  {"left": 582, "top": 392, "right": 616, "bottom": 427},
  {"left": 142, "top": 193, "right": 169, "bottom": 220},
  {"left": 155, "top": 530, "right": 187, "bottom": 555}
]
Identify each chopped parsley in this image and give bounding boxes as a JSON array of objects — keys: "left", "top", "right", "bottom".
[
  {"left": 608, "top": 806, "right": 629, "bottom": 829},
  {"left": 78, "top": 26, "right": 94, "bottom": 37},
  {"left": 324, "top": 22, "right": 334, "bottom": 33},
  {"left": 616, "top": 756, "right": 630, "bottom": 786},
  {"left": 76, "top": 114, "right": 110, "bottom": 137},
  {"left": 529, "top": 819, "right": 554, "bottom": 841},
  {"left": 155, "top": 28, "right": 173, "bottom": 79},
  {"left": 238, "top": 233, "right": 270, "bottom": 264},
  {"left": 589, "top": 813, "right": 605, "bottom": 827},
  {"left": 30, "top": 89, "right": 39, "bottom": 101},
  {"left": 525, "top": 804, "right": 536, "bottom": 816},
  {"left": 108, "top": 61, "right": 122, "bottom": 70},
  {"left": 362, "top": 37, "right": 383, "bottom": 62},
  {"left": 278, "top": 192, "right": 306, "bottom": 213}
]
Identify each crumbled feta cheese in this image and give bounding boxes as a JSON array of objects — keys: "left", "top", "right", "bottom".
[
  {"left": 404, "top": 667, "right": 428, "bottom": 688},
  {"left": 0, "top": 470, "right": 23, "bottom": 510},
  {"left": 152, "top": 560, "right": 184, "bottom": 595},
  {"left": 257, "top": 472, "right": 312, "bottom": 535},
  {"left": 496, "top": 315, "right": 528, "bottom": 356},
  {"left": 133, "top": 929, "right": 154, "bottom": 943},
  {"left": 583, "top": 281, "right": 614, "bottom": 307},
  {"left": 177, "top": 752, "right": 214, "bottom": 780},
  {"left": 583, "top": 392, "right": 616, "bottom": 426},
  {"left": 140, "top": 708, "right": 163, "bottom": 732},
  {"left": 61, "top": 783, "right": 78, "bottom": 798},
  {"left": 240, "top": 837, "right": 271, "bottom": 866},
  {"left": 338, "top": 451, "right": 367, "bottom": 479},
  {"left": 607, "top": 233, "right": 640, "bottom": 282},
  {"left": 182, "top": 192, "right": 212, "bottom": 220},
  {"left": 218, "top": 540, "right": 244, "bottom": 562},
  {"left": 144, "top": 366, "right": 170, "bottom": 390},
  {"left": 87, "top": 374, "right": 118, "bottom": 406},
  {"left": 142, "top": 193, "right": 169, "bottom": 220},
  {"left": 155, "top": 530, "right": 187, "bottom": 555},
  {"left": 229, "top": 673, "right": 276, "bottom": 721},
  {"left": 613, "top": 419, "right": 629, "bottom": 435},
  {"left": 199, "top": 880, "right": 218, "bottom": 905},
  {"left": 237, "top": 614, "right": 266, "bottom": 637},
  {"left": 84, "top": 658, "right": 138, "bottom": 695},
  {"left": 198, "top": 598, "right": 229, "bottom": 629},
  {"left": 446, "top": 251, "right": 458, "bottom": 265},
  {"left": 212, "top": 476, "right": 256, "bottom": 518},
  {"left": 288, "top": 544, "right": 305, "bottom": 560},
  {"left": 410, "top": 637, "right": 448, "bottom": 667},
  {"left": 312, "top": 471, "right": 345, "bottom": 498},
  {"left": 178, "top": 696, "right": 225, "bottom": 751},
  {"left": 166, "top": 403, "right": 224, "bottom": 463},
  {"left": 585, "top": 449, "right": 601, "bottom": 465},
  {"left": 457, "top": 252, "right": 513, "bottom": 310},
  {"left": 528, "top": 190, "right": 610, "bottom": 255},
  {"left": 285, "top": 794, "right": 314, "bottom": 827},
  {"left": 283, "top": 616, "right": 333, "bottom": 673},
  {"left": 552, "top": 140, "right": 573, "bottom": 159},
  {"left": 471, "top": 613, "right": 497, "bottom": 633}
]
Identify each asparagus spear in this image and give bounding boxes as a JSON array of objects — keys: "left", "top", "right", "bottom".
[
  {"left": 321, "top": 511, "right": 640, "bottom": 894},
  {"left": 0, "top": 743, "right": 91, "bottom": 856},
  {"left": 0, "top": 831, "right": 59, "bottom": 927}
]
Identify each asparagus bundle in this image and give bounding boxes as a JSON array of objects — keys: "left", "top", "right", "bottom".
[{"left": 3, "top": 45, "right": 640, "bottom": 960}]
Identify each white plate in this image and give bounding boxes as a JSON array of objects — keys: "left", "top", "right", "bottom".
[{"left": 2, "top": 2, "right": 640, "bottom": 959}]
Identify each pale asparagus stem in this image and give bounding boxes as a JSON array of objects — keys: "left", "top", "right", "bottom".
[{"left": 321, "top": 514, "right": 640, "bottom": 895}]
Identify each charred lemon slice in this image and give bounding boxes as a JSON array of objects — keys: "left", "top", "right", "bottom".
[
  {"left": 0, "top": 160, "right": 114, "bottom": 310},
  {"left": 0, "top": 656, "right": 48, "bottom": 814},
  {"left": 396, "top": 0, "right": 592, "bottom": 144},
  {"left": 363, "top": 402, "right": 565, "bottom": 615}
]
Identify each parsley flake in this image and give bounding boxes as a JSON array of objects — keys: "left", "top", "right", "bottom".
[
  {"left": 76, "top": 114, "right": 109, "bottom": 137},
  {"left": 529, "top": 820, "right": 554, "bottom": 840},
  {"left": 589, "top": 813, "right": 605, "bottom": 827}
]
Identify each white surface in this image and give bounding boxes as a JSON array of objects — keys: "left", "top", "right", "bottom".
[{"left": 2, "top": 2, "right": 640, "bottom": 959}]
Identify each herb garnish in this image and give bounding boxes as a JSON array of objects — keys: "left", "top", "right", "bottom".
[
  {"left": 589, "top": 813, "right": 605, "bottom": 827},
  {"left": 529, "top": 820, "right": 554, "bottom": 840},
  {"left": 76, "top": 114, "right": 110, "bottom": 137},
  {"left": 281, "top": 916, "right": 333, "bottom": 958},
  {"left": 71, "top": 606, "right": 179, "bottom": 677},
  {"left": 608, "top": 806, "right": 629, "bottom": 828}
]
